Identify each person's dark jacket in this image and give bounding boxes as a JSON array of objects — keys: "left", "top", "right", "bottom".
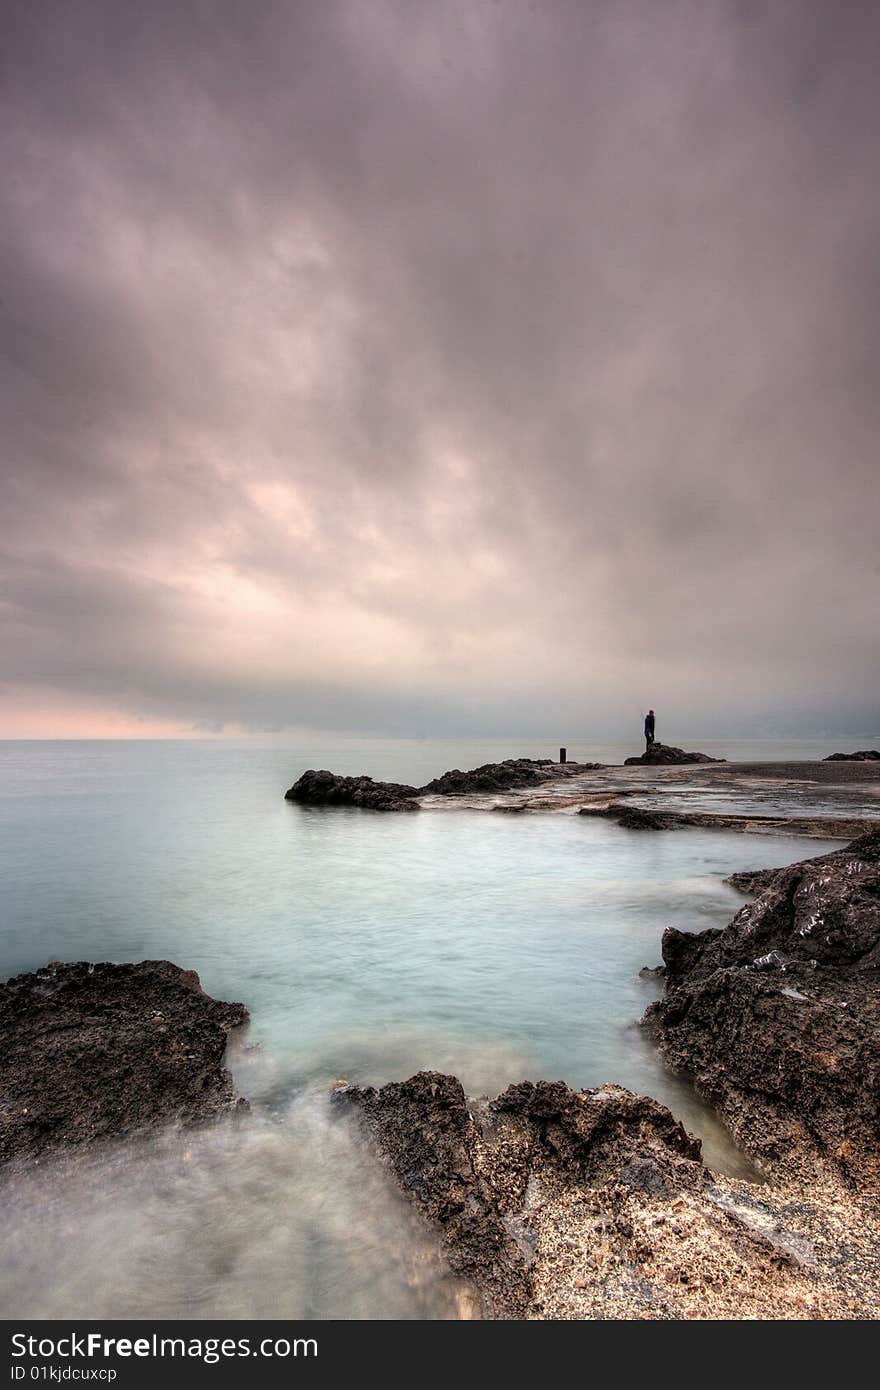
[{"left": 644, "top": 713, "right": 655, "bottom": 739}]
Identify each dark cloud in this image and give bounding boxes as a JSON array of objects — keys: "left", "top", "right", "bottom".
[{"left": 2, "top": 0, "right": 878, "bottom": 737}]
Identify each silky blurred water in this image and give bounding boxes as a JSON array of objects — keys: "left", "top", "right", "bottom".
[{"left": 0, "top": 736, "right": 868, "bottom": 1318}]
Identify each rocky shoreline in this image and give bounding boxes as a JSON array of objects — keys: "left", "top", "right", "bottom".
[
  {"left": 285, "top": 754, "right": 880, "bottom": 841},
  {"left": 334, "top": 1071, "right": 880, "bottom": 1319},
  {"left": 579, "top": 802, "right": 876, "bottom": 840},
  {"left": 330, "top": 826, "right": 879, "bottom": 1317},
  {"left": 644, "top": 828, "right": 880, "bottom": 1189},
  {"left": 284, "top": 757, "right": 603, "bottom": 810},
  {"left": 3, "top": 768, "right": 879, "bottom": 1319}
]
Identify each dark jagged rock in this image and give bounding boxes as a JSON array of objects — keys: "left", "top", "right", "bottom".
[
  {"left": 701, "top": 827, "right": 880, "bottom": 976},
  {"left": 339, "top": 1070, "right": 704, "bottom": 1317},
  {"left": 825, "top": 750, "right": 880, "bottom": 762},
  {"left": 338, "top": 1070, "right": 532, "bottom": 1316},
  {"left": 644, "top": 829, "right": 880, "bottom": 1188},
  {"left": 487, "top": 1078, "right": 702, "bottom": 1172},
  {"left": 624, "top": 743, "right": 723, "bottom": 766},
  {"left": 420, "top": 758, "right": 555, "bottom": 796},
  {"left": 285, "top": 769, "right": 421, "bottom": 811},
  {"left": 725, "top": 866, "right": 787, "bottom": 895},
  {"left": 724, "top": 835, "right": 880, "bottom": 896},
  {"left": 0, "top": 961, "right": 248, "bottom": 1168},
  {"left": 337, "top": 1071, "right": 870, "bottom": 1317}
]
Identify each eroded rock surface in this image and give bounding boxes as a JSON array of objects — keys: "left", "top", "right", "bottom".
[
  {"left": 340, "top": 1072, "right": 702, "bottom": 1317},
  {"left": 645, "top": 829, "right": 880, "bottom": 1188},
  {"left": 339, "top": 1070, "right": 879, "bottom": 1318},
  {"left": 0, "top": 960, "right": 248, "bottom": 1168}
]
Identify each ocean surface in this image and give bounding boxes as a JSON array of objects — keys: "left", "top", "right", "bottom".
[{"left": 0, "top": 735, "right": 875, "bottom": 1318}]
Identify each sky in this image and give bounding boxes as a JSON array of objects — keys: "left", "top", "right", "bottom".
[{"left": 2, "top": 0, "right": 878, "bottom": 740}]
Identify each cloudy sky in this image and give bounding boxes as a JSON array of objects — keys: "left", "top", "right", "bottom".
[{"left": 3, "top": 0, "right": 878, "bottom": 739}]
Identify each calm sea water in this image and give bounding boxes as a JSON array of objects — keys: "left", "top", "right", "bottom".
[{"left": 0, "top": 736, "right": 873, "bottom": 1318}]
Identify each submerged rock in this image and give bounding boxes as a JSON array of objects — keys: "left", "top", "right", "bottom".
[
  {"left": 284, "top": 769, "right": 421, "bottom": 811},
  {"left": 624, "top": 744, "right": 723, "bottom": 766},
  {"left": 825, "top": 750, "right": 880, "bottom": 762},
  {"left": 645, "top": 829, "right": 880, "bottom": 1188},
  {"left": 0, "top": 960, "right": 248, "bottom": 1168}
]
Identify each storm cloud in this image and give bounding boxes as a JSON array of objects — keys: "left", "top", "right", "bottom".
[{"left": 2, "top": 0, "right": 878, "bottom": 737}]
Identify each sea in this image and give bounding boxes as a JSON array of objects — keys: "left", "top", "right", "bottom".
[{"left": 0, "top": 735, "right": 876, "bottom": 1318}]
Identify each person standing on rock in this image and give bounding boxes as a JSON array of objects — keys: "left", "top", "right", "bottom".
[{"left": 644, "top": 709, "right": 655, "bottom": 750}]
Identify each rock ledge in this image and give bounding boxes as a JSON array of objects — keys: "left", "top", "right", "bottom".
[{"left": 0, "top": 960, "right": 248, "bottom": 1168}]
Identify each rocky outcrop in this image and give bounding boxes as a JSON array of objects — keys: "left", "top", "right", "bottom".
[
  {"left": 339, "top": 1070, "right": 876, "bottom": 1318},
  {"left": 0, "top": 960, "right": 248, "bottom": 1168},
  {"left": 339, "top": 1071, "right": 530, "bottom": 1315},
  {"left": 421, "top": 758, "right": 555, "bottom": 796},
  {"left": 285, "top": 758, "right": 606, "bottom": 809},
  {"left": 339, "top": 1071, "right": 704, "bottom": 1317},
  {"left": 644, "top": 829, "right": 880, "bottom": 1188},
  {"left": 624, "top": 744, "right": 723, "bottom": 766},
  {"left": 825, "top": 750, "right": 880, "bottom": 762},
  {"left": 725, "top": 833, "right": 880, "bottom": 896},
  {"left": 284, "top": 769, "right": 421, "bottom": 811}
]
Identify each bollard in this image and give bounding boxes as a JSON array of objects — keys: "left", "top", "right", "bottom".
[{"left": 559, "top": 747, "right": 567, "bottom": 764}]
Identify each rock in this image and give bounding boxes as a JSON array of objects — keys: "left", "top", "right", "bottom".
[
  {"left": 0, "top": 960, "right": 248, "bottom": 1169},
  {"left": 586, "top": 804, "right": 874, "bottom": 841},
  {"left": 825, "top": 751, "right": 880, "bottom": 762},
  {"left": 704, "top": 829, "right": 880, "bottom": 974},
  {"left": 624, "top": 744, "right": 724, "bottom": 766},
  {"left": 644, "top": 829, "right": 880, "bottom": 1187},
  {"left": 285, "top": 758, "right": 608, "bottom": 809},
  {"left": 752, "top": 949, "right": 789, "bottom": 971},
  {"left": 725, "top": 867, "right": 783, "bottom": 895},
  {"left": 284, "top": 769, "right": 421, "bottom": 811},
  {"left": 639, "top": 964, "right": 667, "bottom": 978},
  {"left": 420, "top": 759, "right": 555, "bottom": 796},
  {"left": 338, "top": 1070, "right": 873, "bottom": 1318},
  {"left": 338, "top": 1070, "right": 533, "bottom": 1316},
  {"left": 340, "top": 1072, "right": 705, "bottom": 1317},
  {"left": 619, "top": 1155, "right": 677, "bottom": 1196},
  {"left": 727, "top": 834, "right": 880, "bottom": 895},
  {"left": 579, "top": 803, "right": 680, "bottom": 829}
]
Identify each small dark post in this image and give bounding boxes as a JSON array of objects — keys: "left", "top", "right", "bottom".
[{"left": 559, "top": 747, "right": 567, "bottom": 764}]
